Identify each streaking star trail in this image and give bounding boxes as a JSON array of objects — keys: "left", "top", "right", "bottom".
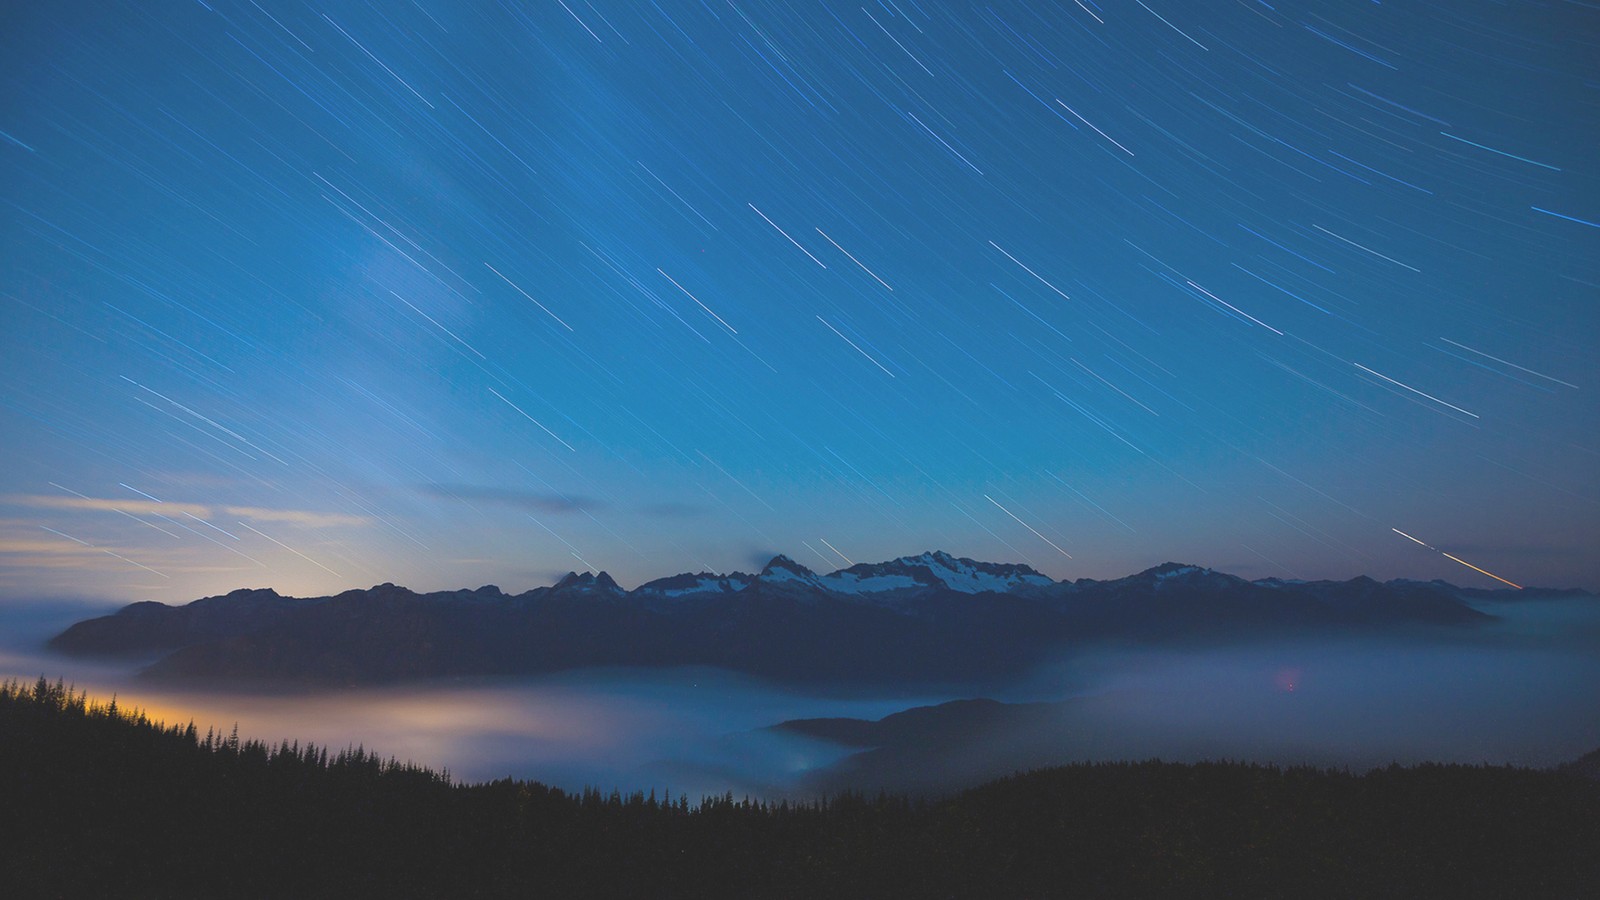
[
  {"left": 1392, "top": 529, "right": 1523, "bottom": 590},
  {"left": 0, "top": 0, "right": 1593, "bottom": 601}
]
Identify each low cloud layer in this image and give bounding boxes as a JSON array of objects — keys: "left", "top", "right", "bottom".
[
  {"left": 4, "top": 595, "right": 1593, "bottom": 799},
  {"left": 5, "top": 494, "right": 369, "bottom": 528}
]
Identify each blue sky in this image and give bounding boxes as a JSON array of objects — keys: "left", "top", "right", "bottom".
[{"left": 2, "top": 0, "right": 1595, "bottom": 601}]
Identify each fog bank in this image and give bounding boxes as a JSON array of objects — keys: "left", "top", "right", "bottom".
[{"left": 4, "top": 593, "right": 1595, "bottom": 796}]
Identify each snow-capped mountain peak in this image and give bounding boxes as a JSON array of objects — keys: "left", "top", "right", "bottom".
[
  {"left": 757, "top": 554, "right": 823, "bottom": 586},
  {"left": 1152, "top": 563, "right": 1203, "bottom": 580},
  {"left": 1125, "top": 562, "right": 1250, "bottom": 592},
  {"left": 633, "top": 571, "right": 753, "bottom": 598},
  {"left": 822, "top": 550, "right": 1054, "bottom": 595}
]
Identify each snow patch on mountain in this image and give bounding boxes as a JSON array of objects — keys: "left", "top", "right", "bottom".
[
  {"left": 822, "top": 550, "right": 1053, "bottom": 595},
  {"left": 757, "top": 554, "right": 824, "bottom": 587},
  {"left": 634, "top": 573, "right": 753, "bottom": 598},
  {"left": 824, "top": 572, "right": 922, "bottom": 594},
  {"left": 632, "top": 550, "right": 1053, "bottom": 600}
]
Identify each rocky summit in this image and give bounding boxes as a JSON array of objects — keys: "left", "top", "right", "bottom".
[{"left": 48, "top": 553, "right": 1504, "bottom": 688}]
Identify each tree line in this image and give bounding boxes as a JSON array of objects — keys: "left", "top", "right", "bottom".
[{"left": 1, "top": 677, "right": 1596, "bottom": 897}]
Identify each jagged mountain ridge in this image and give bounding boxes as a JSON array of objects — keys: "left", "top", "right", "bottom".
[
  {"left": 48, "top": 552, "right": 1515, "bottom": 688},
  {"left": 632, "top": 549, "right": 1054, "bottom": 598}
]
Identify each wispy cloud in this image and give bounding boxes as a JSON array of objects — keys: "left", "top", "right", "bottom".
[
  {"left": 7, "top": 494, "right": 212, "bottom": 518},
  {"left": 0, "top": 537, "right": 104, "bottom": 555},
  {"left": 4, "top": 494, "right": 369, "bottom": 528},
  {"left": 0, "top": 536, "right": 122, "bottom": 569},
  {"left": 222, "top": 506, "right": 370, "bottom": 528}
]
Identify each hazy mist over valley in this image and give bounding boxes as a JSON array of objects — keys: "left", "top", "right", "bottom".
[
  {"left": 8, "top": 574, "right": 1595, "bottom": 799},
  {"left": 5, "top": 0, "right": 1596, "bottom": 892}
]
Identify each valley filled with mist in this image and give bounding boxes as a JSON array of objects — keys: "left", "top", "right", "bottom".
[{"left": 9, "top": 559, "right": 1597, "bottom": 800}]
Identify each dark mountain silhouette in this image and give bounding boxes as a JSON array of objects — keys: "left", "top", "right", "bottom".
[
  {"left": 1559, "top": 747, "right": 1600, "bottom": 781},
  {"left": 781, "top": 698, "right": 1064, "bottom": 750},
  {"left": 1448, "top": 583, "right": 1598, "bottom": 601},
  {"left": 48, "top": 554, "right": 1503, "bottom": 688},
  {"left": 776, "top": 697, "right": 1079, "bottom": 795}
]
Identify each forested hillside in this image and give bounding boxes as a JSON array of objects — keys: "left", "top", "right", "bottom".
[{"left": 2, "top": 679, "right": 1596, "bottom": 898}]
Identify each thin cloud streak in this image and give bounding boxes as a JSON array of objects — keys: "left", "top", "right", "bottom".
[{"left": 5, "top": 495, "right": 370, "bottom": 529}]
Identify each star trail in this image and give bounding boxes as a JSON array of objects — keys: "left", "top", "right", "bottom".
[{"left": 1, "top": 0, "right": 1595, "bottom": 602}]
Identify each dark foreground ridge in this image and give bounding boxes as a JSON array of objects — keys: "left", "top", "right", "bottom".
[
  {"left": 4, "top": 678, "right": 1596, "bottom": 899},
  {"left": 47, "top": 553, "right": 1519, "bottom": 688}
]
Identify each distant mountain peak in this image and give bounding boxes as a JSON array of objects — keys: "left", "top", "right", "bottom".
[
  {"left": 758, "top": 554, "right": 821, "bottom": 585},
  {"left": 1127, "top": 562, "right": 1224, "bottom": 582},
  {"left": 638, "top": 550, "right": 1055, "bottom": 598},
  {"left": 551, "top": 571, "right": 622, "bottom": 594},
  {"left": 634, "top": 571, "right": 753, "bottom": 598},
  {"left": 1141, "top": 562, "right": 1209, "bottom": 577},
  {"left": 825, "top": 549, "right": 1054, "bottom": 595},
  {"left": 1121, "top": 563, "right": 1254, "bottom": 592},
  {"left": 49, "top": 555, "right": 1498, "bottom": 687}
]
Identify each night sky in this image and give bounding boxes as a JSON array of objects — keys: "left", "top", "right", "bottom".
[{"left": 2, "top": 0, "right": 1595, "bottom": 603}]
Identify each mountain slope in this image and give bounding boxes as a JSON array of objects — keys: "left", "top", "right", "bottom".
[
  {"left": 48, "top": 554, "right": 1499, "bottom": 688},
  {"left": 6, "top": 678, "right": 1598, "bottom": 899}
]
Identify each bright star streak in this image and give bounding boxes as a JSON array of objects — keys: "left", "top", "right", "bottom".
[
  {"left": 1132, "top": 0, "right": 1209, "bottom": 50},
  {"left": 1392, "top": 528, "right": 1522, "bottom": 589},
  {"left": 1310, "top": 224, "right": 1420, "bottom": 273},
  {"left": 1354, "top": 363, "right": 1480, "bottom": 419},
  {"left": 816, "top": 316, "right": 895, "bottom": 377},
  {"left": 1185, "top": 281, "right": 1283, "bottom": 334},
  {"left": 989, "top": 241, "right": 1071, "bottom": 300},
  {"left": 484, "top": 263, "right": 574, "bottom": 331},
  {"left": 182, "top": 512, "right": 239, "bottom": 541},
  {"left": 487, "top": 387, "right": 576, "bottom": 452},
  {"left": 657, "top": 269, "right": 738, "bottom": 334},
  {"left": 819, "top": 537, "right": 855, "bottom": 566},
  {"left": 321, "top": 15, "right": 435, "bottom": 109},
  {"left": 985, "top": 494, "right": 1072, "bottom": 558},
  {"left": 815, "top": 228, "right": 893, "bottom": 290},
  {"left": 1439, "top": 338, "right": 1579, "bottom": 389},
  {"left": 50, "top": 481, "right": 181, "bottom": 539},
  {"left": 237, "top": 521, "right": 342, "bottom": 577},
  {"left": 801, "top": 540, "right": 837, "bottom": 571},
  {"left": 1071, "top": 0, "right": 1104, "bottom": 25},
  {"left": 748, "top": 203, "right": 827, "bottom": 268},
  {"left": 392, "top": 292, "right": 486, "bottom": 358},
  {"left": 39, "top": 525, "right": 170, "bottom": 578},
  {"left": 1055, "top": 99, "right": 1133, "bottom": 155}
]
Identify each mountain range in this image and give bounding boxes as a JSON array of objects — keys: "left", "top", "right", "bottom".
[{"left": 49, "top": 551, "right": 1511, "bottom": 688}]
